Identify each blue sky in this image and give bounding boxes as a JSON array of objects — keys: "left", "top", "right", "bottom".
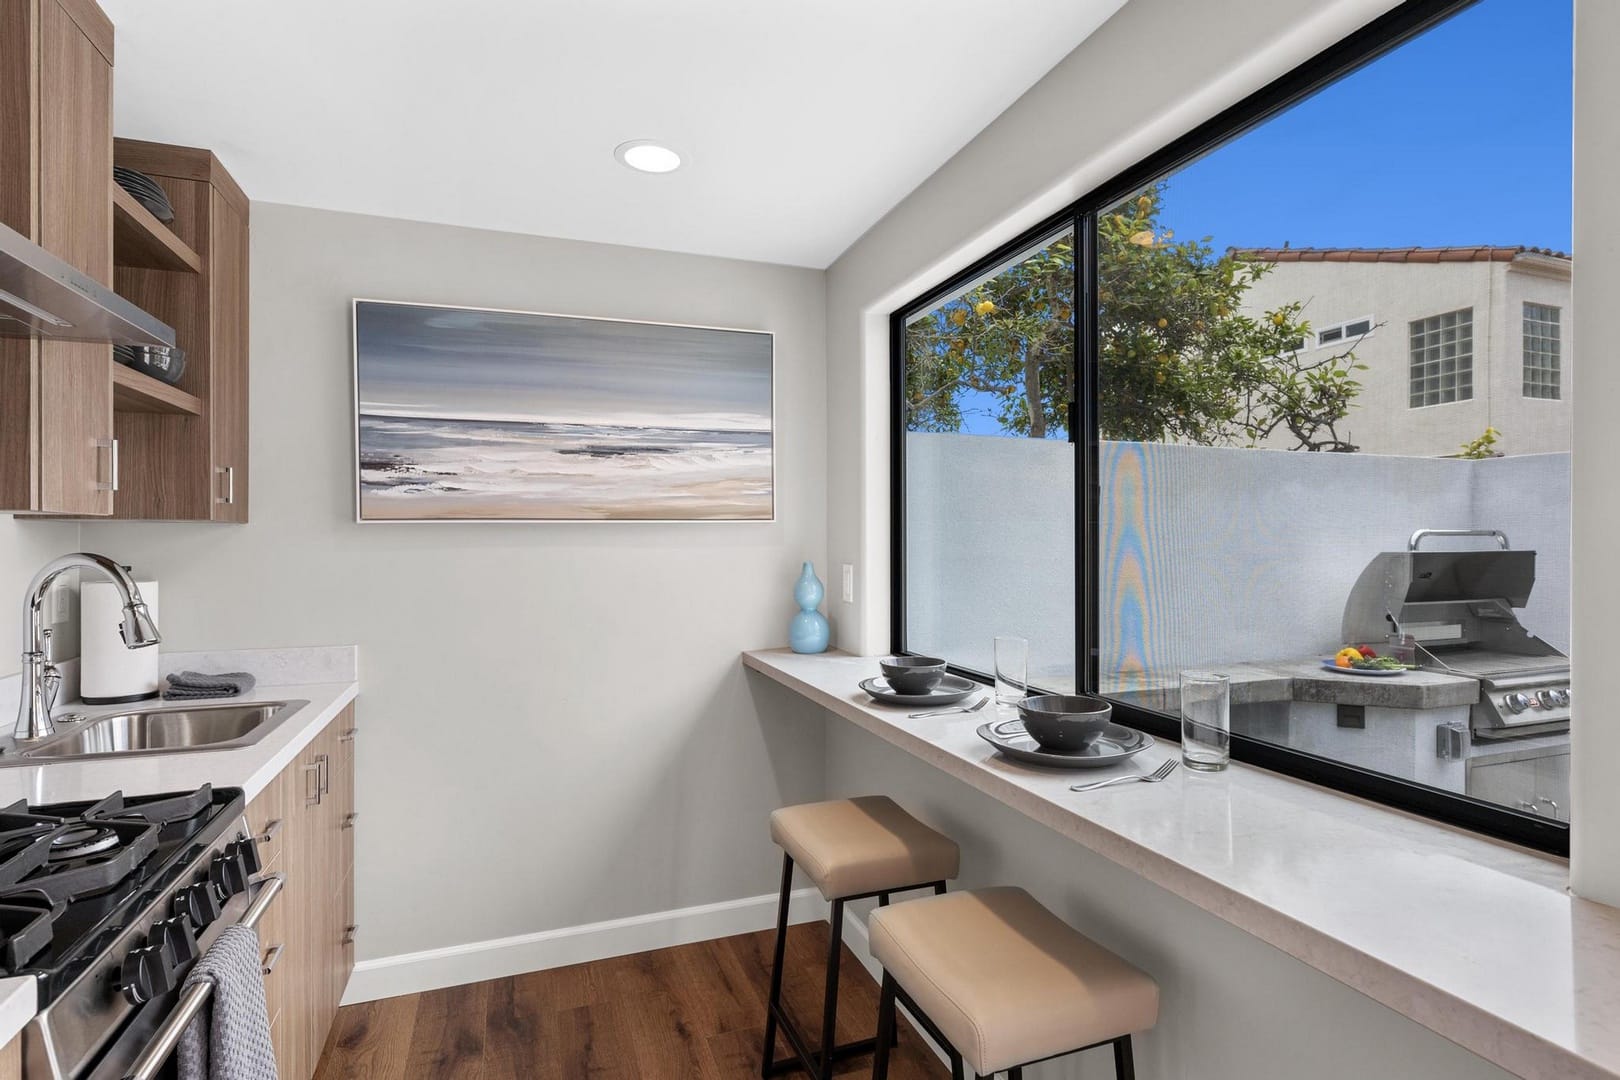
[
  {"left": 1159, "top": 0, "right": 1573, "bottom": 254},
  {"left": 946, "top": 0, "right": 1572, "bottom": 436}
]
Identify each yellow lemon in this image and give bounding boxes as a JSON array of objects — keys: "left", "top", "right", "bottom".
[
  {"left": 949, "top": 309, "right": 967, "bottom": 326},
  {"left": 1156, "top": 317, "right": 1168, "bottom": 329},
  {"left": 974, "top": 300, "right": 996, "bottom": 316},
  {"left": 1128, "top": 230, "right": 1154, "bottom": 247},
  {"left": 1271, "top": 312, "right": 1286, "bottom": 326}
]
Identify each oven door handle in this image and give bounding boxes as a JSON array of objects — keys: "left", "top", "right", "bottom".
[
  {"left": 121, "top": 873, "right": 285, "bottom": 1080},
  {"left": 1408, "top": 528, "right": 1510, "bottom": 551}
]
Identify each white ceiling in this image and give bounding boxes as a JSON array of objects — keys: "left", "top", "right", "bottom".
[{"left": 100, "top": 0, "right": 1127, "bottom": 268}]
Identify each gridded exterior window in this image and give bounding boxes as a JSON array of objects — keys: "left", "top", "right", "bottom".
[
  {"left": 1523, "top": 302, "right": 1561, "bottom": 399},
  {"left": 1409, "top": 308, "right": 1474, "bottom": 407}
]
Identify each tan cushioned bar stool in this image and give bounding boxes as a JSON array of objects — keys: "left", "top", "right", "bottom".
[
  {"left": 868, "top": 887, "right": 1159, "bottom": 1080},
  {"left": 763, "top": 796, "right": 960, "bottom": 1079}
]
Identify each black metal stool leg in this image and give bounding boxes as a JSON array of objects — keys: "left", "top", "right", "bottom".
[
  {"left": 817, "top": 900, "right": 845, "bottom": 1079},
  {"left": 949, "top": 1050, "right": 965, "bottom": 1080},
  {"left": 760, "top": 853, "right": 793, "bottom": 1077},
  {"left": 1113, "top": 1035, "right": 1136, "bottom": 1080},
  {"left": 934, "top": 880, "right": 947, "bottom": 895},
  {"left": 873, "top": 972, "right": 897, "bottom": 1080}
]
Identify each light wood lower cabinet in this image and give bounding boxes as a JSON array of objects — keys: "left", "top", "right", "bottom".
[{"left": 246, "top": 703, "right": 356, "bottom": 1080}]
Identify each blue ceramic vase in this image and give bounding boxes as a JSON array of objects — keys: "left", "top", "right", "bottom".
[{"left": 789, "top": 561, "right": 830, "bottom": 654}]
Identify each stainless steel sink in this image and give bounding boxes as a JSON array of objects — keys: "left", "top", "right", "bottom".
[{"left": 17, "top": 699, "right": 307, "bottom": 761}]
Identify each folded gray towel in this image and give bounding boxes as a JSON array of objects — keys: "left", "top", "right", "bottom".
[
  {"left": 163, "top": 671, "right": 257, "bottom": 700},
  {"left": 177, "top": 923, "right": 278, "bottom": 1080}
]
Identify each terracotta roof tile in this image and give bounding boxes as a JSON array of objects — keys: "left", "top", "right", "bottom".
[{"left": 1230, "top": 245, "right": 1571, "bottom": 263}]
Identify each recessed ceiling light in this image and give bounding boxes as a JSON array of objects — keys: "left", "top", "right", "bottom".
[{"left": 615, "top": 140, "right": 682, "bottom": 174}]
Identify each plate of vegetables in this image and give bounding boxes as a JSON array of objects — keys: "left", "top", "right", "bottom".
[{"left": 1322, "top": 645, "right": 1411, "bottom": 676}]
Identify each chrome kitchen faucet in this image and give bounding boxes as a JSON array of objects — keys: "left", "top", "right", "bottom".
[{"left": 14, "top": 553, "right": 160, "bottom": 740}]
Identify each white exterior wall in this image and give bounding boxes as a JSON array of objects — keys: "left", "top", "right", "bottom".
[{"left": 1239, "top": 258, "right": 1571, "bottom": 456}]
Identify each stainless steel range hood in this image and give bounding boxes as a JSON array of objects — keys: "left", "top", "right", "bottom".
[{"left": 0, "top": 220, "right": 175, "bottom": 348}]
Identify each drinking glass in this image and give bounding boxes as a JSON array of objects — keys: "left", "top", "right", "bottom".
[
  {"left": 993, "top": 636, "right": 1029, "bottom": 705},
  {"left": 1180, "top": 671, "right": 1230, "bottom": 771}
]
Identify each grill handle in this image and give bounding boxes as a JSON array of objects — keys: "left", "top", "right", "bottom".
[
  {"left": 1408, "top": 528, "right": 1510, "bottom": 551},
  {"left": 122, "top": 873, "right": 285, "bottom": 1080}
]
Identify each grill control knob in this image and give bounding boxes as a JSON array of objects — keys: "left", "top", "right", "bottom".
[
  {"left": 1553, "top": 688, "right": 1571, "bottom": 707},
  {"left": 1503, "top": 693, "right": 1532, "bottom": 714},
  {"left": 173, "top": 880, "right": 222, "bottom": 929},
  {"left": 155, "top": 915, "right": 198, "bottom": 967},
  {"left": 119, "top": 942, "right": 176, "bottom": 1005},
  {"left": 1537, "top": 690, "right": 1559, "bottom": 709},
  {"left": 208, "top": 848, "right": 251, "bottom": 900}
]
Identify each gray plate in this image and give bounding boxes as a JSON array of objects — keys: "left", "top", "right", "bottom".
[
  {"left": 977, "top": 719, "right": 1153, "bottom": 768},
  {"left": 1319, "top": 660, "right": 1405, "bottom": 677},
  {"left": 859, "top": 674, "right": 979, "bottom": 706}
]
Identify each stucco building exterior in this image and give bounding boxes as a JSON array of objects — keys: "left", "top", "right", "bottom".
[{"left": 1237, "top": 246, "right": 1572, "bottom": 456}]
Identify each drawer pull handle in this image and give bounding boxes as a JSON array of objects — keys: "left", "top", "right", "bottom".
[
  {"left": 342, "top": 813, "right": 358, "bottom": 830},
  {"left": 257, "top": 819, "right": 283, "bottom": 843},
  {"left": 317, "top": 753, "right": 330, "bottom": 797},
  {"left": 340, "top": 727, "right": 358, "bottom": 742},
  {"left": 261, "top": 943, "right": 284, "bottom": 975},
  {"left": 302, "top": 763, "right": 320, "bottom": 805},
  {"left": 343, "top": 925, "right": 358, "bottom": 946}
]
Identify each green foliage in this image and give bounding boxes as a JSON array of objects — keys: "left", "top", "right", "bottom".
[
  {"left": 1457, "top": 426, "right": 1502, "bottom": 459},
  {"left": 903, "top": 184, "right": 1367, "bottom": 451}
]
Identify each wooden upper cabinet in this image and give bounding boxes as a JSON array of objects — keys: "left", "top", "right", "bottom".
[
  {"left": 110, "top": 140, "right": 250, "bottom": 522},
  {"left": 0, "top": 0, "right": 116, "bottom": 516}
]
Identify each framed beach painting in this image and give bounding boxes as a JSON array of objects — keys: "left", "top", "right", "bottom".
[{"left": 351, "top": 299, "right": 774, "bottom": 522}]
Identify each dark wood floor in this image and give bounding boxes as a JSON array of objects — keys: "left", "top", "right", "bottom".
[{"left": 313, "top": 922, "right": 947, "bottom": 1079}]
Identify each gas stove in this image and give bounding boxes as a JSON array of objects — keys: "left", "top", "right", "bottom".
[{"left": 0, "top": 786, "right": 261, "bottom": 1080}]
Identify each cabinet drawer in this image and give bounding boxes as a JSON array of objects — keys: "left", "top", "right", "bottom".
[{"left": 246, "top": 774, "right": 288, "bottom": 871}]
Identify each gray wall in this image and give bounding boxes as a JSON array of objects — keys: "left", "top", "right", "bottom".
[
  {"left": 905, "top": 434, "right": 1572, "bottom": 689},
  {"left": 78, "top": 203, "right": 831, "bottom": 960}
]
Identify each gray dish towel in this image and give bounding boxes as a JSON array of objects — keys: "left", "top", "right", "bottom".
[
  {"left": 177, "top": 923, "right": 278, "bottom": 1080},
  {"left": 164, "top": 671, "right": 257, "bottom": 700}
]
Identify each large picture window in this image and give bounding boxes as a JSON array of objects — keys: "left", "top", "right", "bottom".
[{"left": 892, "top": 0, "right": 1574, "bottom": 854}]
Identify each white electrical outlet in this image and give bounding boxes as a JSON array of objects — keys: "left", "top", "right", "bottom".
[{"left": 840, "top": 564, "right": 855, "bottom": 604}]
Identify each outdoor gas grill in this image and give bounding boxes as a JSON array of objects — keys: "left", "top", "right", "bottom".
[{"left": 1341, "top": 528, "right": 1570, "bottom": 740}]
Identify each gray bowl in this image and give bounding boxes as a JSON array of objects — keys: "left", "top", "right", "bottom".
[
  {"left": 879, "top": 656, "right": 947, "bottom": 694},
  {"left": 1016, "top": 694, "right": 1114, "bottom": 751}
]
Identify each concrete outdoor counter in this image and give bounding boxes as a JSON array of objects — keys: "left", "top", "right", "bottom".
[
  {"left": 1110, "top": 657, "right": 1479, "bottom": 712},
  {"left": 743, "top": 647, "right": 1617, "bottom": 1080}
]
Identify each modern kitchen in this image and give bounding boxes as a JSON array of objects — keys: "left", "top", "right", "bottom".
[{"left": 0, "top": 1, "right": 1615, "bottom": 1080}]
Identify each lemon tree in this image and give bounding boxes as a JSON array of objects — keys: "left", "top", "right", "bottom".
[{"left": 904, "top": 185, "right": 1367, "bottom": 451}]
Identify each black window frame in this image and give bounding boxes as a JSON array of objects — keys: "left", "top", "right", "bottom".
[{"left": 889, "top": 0, "right": 1570, "bottom": 857}]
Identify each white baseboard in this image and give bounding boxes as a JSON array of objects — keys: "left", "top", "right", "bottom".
[{"left": 341, "top": 886, "right": 828, "bottom": 1005}]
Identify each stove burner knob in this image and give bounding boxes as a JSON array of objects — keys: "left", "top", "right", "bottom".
[
  {"left": 1537, "top": 690, "right": 1559, "bottom": 709},
  {"left": 209, "top": 849, "right": 251, "bottom": 901},
  {"left": 156, "top": 915, "right": 198, "bottom": 967},
  {"left": 227, "top": 837, "right": 262, "bottom": 876},
  {"left": 173, "top": 881, "right": 222, "bottom": 929},
  {"left": 1553, "top": 689, "right": 1572, "bottom": 707},
  {"left": 1503, "top": 692, "right": 1532, "bottom": 714},
  {"left": 119, "top": 943, "right": 176, "bottom": 1006}
]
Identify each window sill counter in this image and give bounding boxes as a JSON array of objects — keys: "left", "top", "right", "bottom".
[{"left": 743, "top": 647, "right": 1619, "bottom": 1080}]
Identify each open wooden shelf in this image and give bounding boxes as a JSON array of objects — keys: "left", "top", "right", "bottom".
[
  {"left": 112, "top": 363, "right": 202, "bottom": 415},
  {"left": 111, "top": 184, "right": 202, "bottom": 274}
]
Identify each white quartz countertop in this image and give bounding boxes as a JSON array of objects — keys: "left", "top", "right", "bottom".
[
  {"left": 0, "top": 977, "right": 33, "bottom": 1054},
  {"left": 744, "top": 648, "right": 1620, "bottom": 1080}
]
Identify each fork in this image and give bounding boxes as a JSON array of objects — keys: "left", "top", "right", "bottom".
[
  {"left": 909, "top": 696, "right": 990, "bottom": 720},
  {"left": 1069, "top": 758, "right": 1179, "bottom": 792}
]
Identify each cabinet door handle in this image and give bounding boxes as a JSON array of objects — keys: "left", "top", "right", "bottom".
[
  {"left": 257, "top": 819, "right": 283, "bottom": 844},
  {"left": 342, "top": 812, "right": 358, "bottom": 830},
  {"left": 340, "top": 727, "right": 358, "bottom": 742},
  {"left": 216, "top": 464, "right": 235, "bottom": 505},
  {"left": 261, "top": 943, "right": 284, "bottom": 975},
  {"left": 317, "top": 753, "right": 330, "bottom": 798},
  {"left": 96, "top": 438, "right": 119, "bottom": 492},
  {"left": 303, "top": 763, "right": 321, "bottom": 806},
  {"left": 343, "top": 925, "right": 358, "bottom": 946}
]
